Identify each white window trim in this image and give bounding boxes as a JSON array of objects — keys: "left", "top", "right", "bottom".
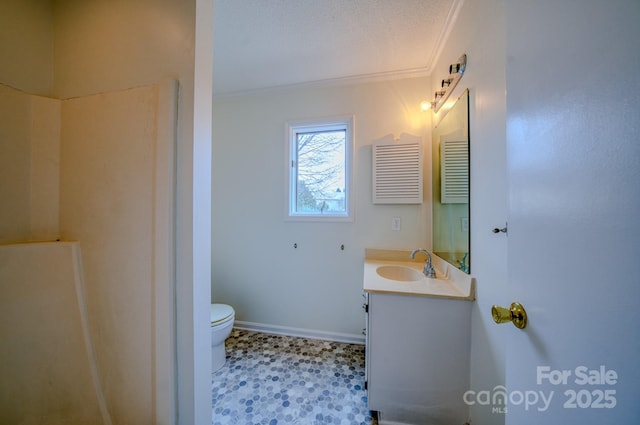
[{"left": 285, "top": 115, "right": 355, "bottom": 222}]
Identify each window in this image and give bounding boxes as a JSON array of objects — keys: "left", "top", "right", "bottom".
[{"left": 286, "top": 116, "right": 354, "bottom": 221}]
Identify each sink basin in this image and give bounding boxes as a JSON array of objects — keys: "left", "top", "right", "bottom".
[{"left": 376, "top": 265, "right": 423, "bottom": 281}]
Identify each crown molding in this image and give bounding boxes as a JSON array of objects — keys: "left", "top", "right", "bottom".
[{"left": 213, "top": 66, "right": 431, "bottom": 99}]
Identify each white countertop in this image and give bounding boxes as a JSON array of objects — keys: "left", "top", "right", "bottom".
[{"left": 363, "top": 249, "right": 475, "bottom": 300}]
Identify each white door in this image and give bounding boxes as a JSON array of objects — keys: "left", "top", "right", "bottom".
[{"left": 502, "top": 2, "right": 640, "bottom": 423}]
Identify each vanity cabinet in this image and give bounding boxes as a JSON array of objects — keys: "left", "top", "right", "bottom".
[{"left": 365, "top": 291, "right": 472, "bottom": 425}]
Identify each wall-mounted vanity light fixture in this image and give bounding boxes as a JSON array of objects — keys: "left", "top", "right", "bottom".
[{"left": 430, "top": 53, "right": 467, "bottom": 113}]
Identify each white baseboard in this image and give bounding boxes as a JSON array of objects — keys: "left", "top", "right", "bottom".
[{"left": 234, "top": 320, "right": 365, "bottom": 345}]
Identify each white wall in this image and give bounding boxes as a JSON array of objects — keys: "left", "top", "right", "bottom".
[
  {"left": 430, "top": 0, "right": 508, "bottom": 423},
  {"left": 212, "top": 77, "right": 432, "bottom": 338},
  {"left": 0, "top": 0, "right": 54, "bottom": 95},
  {"left": 52, "top": 0, "right": 193, "bottom": 100}
]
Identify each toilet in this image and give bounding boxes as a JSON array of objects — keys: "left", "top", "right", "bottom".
[{"left": 210, "top": 303, "right": 235, "bottom": 372}]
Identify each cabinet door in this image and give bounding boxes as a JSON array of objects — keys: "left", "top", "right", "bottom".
[{"left": 367, "top": 293, "right": 471, "bottom": 424}]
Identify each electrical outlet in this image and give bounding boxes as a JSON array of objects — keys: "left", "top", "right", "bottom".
[
  {"left": 391, "top": 216, "right": 401, "bottom": 231},
  {"left": 461, "top": 217, "right": 469, "bottom": 232}
]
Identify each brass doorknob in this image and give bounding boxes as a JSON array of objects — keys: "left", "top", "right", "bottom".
[{"left": 491, "top": 302, "right": 527, "bottom": 329}]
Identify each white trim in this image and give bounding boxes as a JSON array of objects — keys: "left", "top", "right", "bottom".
[
  {"left": 214, "top": 67, "right": 430, "bottom": 99},
  {"left": 427, "top": 0, "right": 466, "bottom": 72},
  {"left": 154, "top": 78, "right": 178, "bottom": 425},
  {"left": 176, "top": 1, "right": 214, "bottom": 424},
  {"left": 234, "top": 320, "right": 365, "bottom": 345}
]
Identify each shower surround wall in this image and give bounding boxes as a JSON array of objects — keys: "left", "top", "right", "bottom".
[
  {"left": 0, "top": 84, "right": 60, "bottom": 243},
  {"left": 0, "top": 242, "right": 109, "bottom": 424},
  {"left": 0, "top": 81, "right": 177, "bottom": 424}
]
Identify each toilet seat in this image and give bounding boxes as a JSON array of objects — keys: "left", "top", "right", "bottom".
[{"left": 210, "top": 304, "right": 234, "bottom": 327}]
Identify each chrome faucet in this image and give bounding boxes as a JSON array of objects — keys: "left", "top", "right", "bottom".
[{"left": 410, "top": 248, "right": 436, "bottom": 278}]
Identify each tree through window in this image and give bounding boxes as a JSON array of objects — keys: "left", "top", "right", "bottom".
[{"left": 287, "top": 117, "right": 354, "bottom": 221}]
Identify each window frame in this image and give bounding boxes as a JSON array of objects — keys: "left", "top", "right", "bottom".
[{"left": 285, "top": 115, "right": 355, "bottom": 222}]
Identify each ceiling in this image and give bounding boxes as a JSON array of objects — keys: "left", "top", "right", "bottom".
[{"left": 213, "top": 0, "right": 460, "bottom": 96}]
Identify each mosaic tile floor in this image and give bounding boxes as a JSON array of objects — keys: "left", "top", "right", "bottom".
[{"left": 212, "top": 329, "right": 377, "bottom": 425}]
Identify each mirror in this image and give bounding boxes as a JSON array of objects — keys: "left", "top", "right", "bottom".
[{"left": 432, "top": 89, "right": 470, "bottom": 273}]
